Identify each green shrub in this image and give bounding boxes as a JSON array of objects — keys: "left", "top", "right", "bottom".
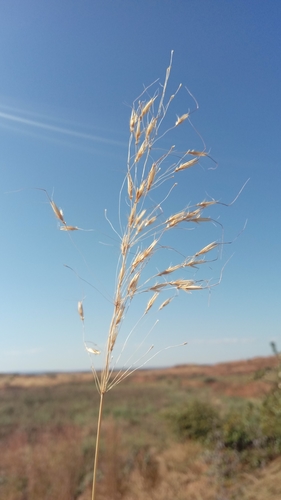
[
  {"left": 260, "top": 390, "right": 281, "bottom": 448},
  {"left": 170, "top": 400, "right": 221, "bottom": 441},
  {"left": 222, "top": 404, "right": 262, "bottom": 452}
]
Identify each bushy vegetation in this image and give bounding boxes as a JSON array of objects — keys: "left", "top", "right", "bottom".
[{"left": 1, "top": 360, "right": 281, "bottom": 500}]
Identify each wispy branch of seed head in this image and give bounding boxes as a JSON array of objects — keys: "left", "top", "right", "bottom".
[{"left": 92, "top": 51, "right": 232, "bottom": 394}]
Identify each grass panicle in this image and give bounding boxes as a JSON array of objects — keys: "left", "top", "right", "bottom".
[{"left": 40, "top": 52, "right": 245, "bottom": 500}]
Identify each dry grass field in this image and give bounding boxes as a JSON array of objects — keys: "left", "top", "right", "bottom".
[{"left": 1, "top": 356, "right": 281, "bottom": 500}]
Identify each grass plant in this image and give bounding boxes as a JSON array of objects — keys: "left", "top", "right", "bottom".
[{"left": 35, "top": 52, "right": 246, "bottom": 499}]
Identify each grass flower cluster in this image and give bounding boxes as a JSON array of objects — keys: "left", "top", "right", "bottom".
[{"left": 41, "top": 52, "right": 244, "bottom": 499}]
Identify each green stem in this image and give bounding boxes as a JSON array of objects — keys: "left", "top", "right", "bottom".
[{"left": 92, "top": 392, "right": 104, "bottom": 500}]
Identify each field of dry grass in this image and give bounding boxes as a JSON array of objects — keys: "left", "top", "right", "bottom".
[{"left": 1, "top": 356, "right": 281, "bottom": 500}]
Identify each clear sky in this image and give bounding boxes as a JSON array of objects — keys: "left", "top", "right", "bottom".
[{"left": 1, "top": 1, "right": 280, "bottom": 373}]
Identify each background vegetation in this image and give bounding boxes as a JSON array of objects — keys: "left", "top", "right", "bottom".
[{"left": 1, "top": 355, "right": 281, "bottom": 500}]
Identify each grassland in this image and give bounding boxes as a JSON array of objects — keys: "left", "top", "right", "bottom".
[{"left": 1, "top": 356, "right": 281, "bottom": 500}]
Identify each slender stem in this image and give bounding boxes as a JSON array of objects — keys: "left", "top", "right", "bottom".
[{"left": 92, "top": 392, "right": 104, "bottom": 500}]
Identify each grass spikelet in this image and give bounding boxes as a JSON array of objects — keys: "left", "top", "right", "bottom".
[
  {"left": 157, "top": 264, "right": 181, "bottom": 276},
  {"left": 175, "top": 112, "right": 189, "bottom": 126},
  {"left": 130, "top": 108, "right": 138, "bottom": 132},
  {"left": 127, "top": 172, "right": 133, "bottom": 200},
  {"left": 145, "top": 117, "right": 157, "bottom": 139},
  {"left": 134, "top": 209, "right": 146, "bottom": 227},
  {"left": 184, "top": 258, "right": 206, "bottom": 268},
  {"left": 50, "top": 200, "right": 66, "bottom": 224},
  {"left": 136, "top": 220, "right": 145, "bottom": 234},
  {"left": 187, "top": 149, "right": 208, "bottom": 157},
  {"left": 128, "top": 204, "right": 136, "bottom": 227},
  {"left": 134, "top": 117, "right": 141, "bottom": 144},
  {"left": 170, "top": 279, "right": 196, "bottom": 291},
  {"left": 121, "top": 234, "right": 130, "bottom": 255},
  {"left": 131, "top": 239, "right": 158, "bottom": 271},
  {"left": 195, "top": 241, "right": 218, "bottom": 256},
  {"left": 159, "top": 297, "right": 173, "bottom": 310},
  {"left": 136, "top": 179, "right": 147, "bottom": 201},
  {"left": 115, "top": 303, "right": 125, "bottom": 327},
  {"left": 78, "top": 301, "right": 84, "bottom": 321},
  {"left": 175, "top": 157, "right": 199, "bottom": 172},
  {"left": 135, "top": 140, "right": 147, "bottom": 163},
  {"left": 60, "top": 225, "right": 79, "bottom": 231},
  {"left": 86, "top": 346, "right": 101, "bottom": 355},
  {"left": 118, "top": 263, "right": 125, "bottom": 284},
  {"left": 140, "top": 97, "right": 156, "bottom": 118},
  {"left": 144, "top": 292, "right": 159, "bottom": 314},
  {"left": 146, "top": 162, "right": 157, "bottom": 191},
  {"left": 196, "top": 199, "right": 217, "bottom": 208},
  {"left": 144, "top": 215, "right": 157, "bottom": 227},
  {"left": 128, "top": 272, "right": 140, "bottom": 297}
]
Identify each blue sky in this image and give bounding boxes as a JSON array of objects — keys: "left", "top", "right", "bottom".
[{"left": 1, "top": 1, "right": 280, "bottom": 373}]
